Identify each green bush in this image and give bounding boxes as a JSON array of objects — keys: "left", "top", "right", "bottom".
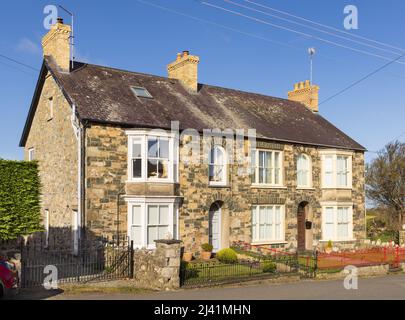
[
  {"left": 216, "top": 248, "right": 238, "bottom": 264},
  {"left": 0, "top": 160, "right": 42, "bottom": 240},
  {"left": 262, "top": 261, "right": 277, "bottom": 273},
  {"left": 201, "top": 243, "right": 213, "bottom": 252}
]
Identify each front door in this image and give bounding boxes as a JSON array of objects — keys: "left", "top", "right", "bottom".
[
  {"left": 209, "top": 203, "right": 221, "bottom": 252},
  {"left": 297, "top": 205, "right": 306, "bottom": 252}
]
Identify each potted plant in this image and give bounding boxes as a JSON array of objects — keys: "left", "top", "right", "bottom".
[
  {"left": 325, "top": 240, "right": 333, "bottom": 254},
  {"left": 201, "top": 243, "right": 213, "bottom": 261},
  {"left": 182, "top": 252, "right": 193, "bottom": 262}
]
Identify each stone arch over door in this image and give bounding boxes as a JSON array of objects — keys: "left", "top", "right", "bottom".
[
  {"left": 206, "top": 193, "right": 234, "bottom": 250},
  {"left": 295, "top": 197, "right": 317, "bottom": 252}
]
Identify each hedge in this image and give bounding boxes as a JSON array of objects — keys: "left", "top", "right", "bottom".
[{"left": 0, "top": 159, "right": 42, "bottom": 240}]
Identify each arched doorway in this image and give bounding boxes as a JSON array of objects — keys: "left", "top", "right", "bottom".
[
  {"left": 297, "top": 201, "right": 313, "bottom": 252},
  {"left": 209, "top": 202, "right": 222, "bottom": 252}
]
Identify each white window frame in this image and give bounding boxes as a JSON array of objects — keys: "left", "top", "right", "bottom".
[
  {"left": 208, "top": 145, "right": 227, "bottom": 186},
  {"left": 320, "top": 150, "right": 353, "bottom": 189},
  {"left": 321, "top": 202, "right": 354, "bottom": 242},
  {"left": 296, "top": 154, "right": 312, "bottom": 189},
  {"left": 126, "top": 130, "right": 177, "bottom": 183},
  {"left": 126, "top": 197, "right": 180, "bottom": 249},
  {"left": 251, "top": 149, "right": 284, "bottom": 187},
  {"left": 28, "top": 148, "right": 35, "bottom": 161},
  {"left": 251, "top": 205, "right": 286, "bottom": 244}
]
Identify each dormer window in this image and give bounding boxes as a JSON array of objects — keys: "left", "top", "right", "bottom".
[{"left": 131, "top": 86, "right": 153, "bottom": 99}]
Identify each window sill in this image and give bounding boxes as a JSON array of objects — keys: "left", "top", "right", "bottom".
[
  {"left": 251, "top": 241, "right": 287, "bottom": 246},
  {"left": 321, "top": 187, "right": 352, "bottom": 190},
  {"left": 126, "top": 179, "right": 176, "bottom": 184},
  {"left": 208, "top": 183, "right": 230, "bottom": 188},
  {"left": 250, "top": 184, "right": 287, "bottom": 189},
  {"left": 296, "top": 187, "right": 315, "bottom": 190}
]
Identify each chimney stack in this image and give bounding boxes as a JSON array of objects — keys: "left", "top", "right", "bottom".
[
  {"left": 287, "top": 80, "right": 319, "bottom": 112},
  {"left": 42, "top": 17, "right": 71, "bottom": 72},
  {"left": 167, "top": 50, "right": 200, "bottom": 92}
]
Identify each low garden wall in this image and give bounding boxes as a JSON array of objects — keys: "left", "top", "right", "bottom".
[{"left": 132, "top": 239, "right": 181, "bottom": 290}]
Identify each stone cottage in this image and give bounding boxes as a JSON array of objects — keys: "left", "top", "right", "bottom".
[{"left": 19, "top": 19, "right": 366, "bottom": 255}]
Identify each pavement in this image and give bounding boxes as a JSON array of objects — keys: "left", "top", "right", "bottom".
[{"left": 27, "top": 273, "right": 405, "bottom": 300}]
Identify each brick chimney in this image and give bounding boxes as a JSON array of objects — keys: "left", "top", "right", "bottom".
[
  {"left": 287, "top": 80, "right": 319, "bottom": 112},
  {"left": 42, "top": 17, "right": 71, "bottom": 72},
  {"left": 167, "top": 50, "right": 200, "bottom": 92}
]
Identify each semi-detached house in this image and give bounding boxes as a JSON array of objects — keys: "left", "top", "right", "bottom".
[{"left": 20, "top": 19, "right": 366, "bottom": 256}]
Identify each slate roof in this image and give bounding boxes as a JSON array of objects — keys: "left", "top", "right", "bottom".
[{"left": 20, "top": 57, "right": 365, "bottom": 151}]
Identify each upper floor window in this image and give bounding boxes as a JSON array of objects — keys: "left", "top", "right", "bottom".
[
  {"left": 322, "top": 204, "right": 353, "bottom": 241},
  {"left": 251, "top": 149, "right": 283, "bottom": 186},
  {"left": 48, "top": 97, "right": 53, "bottom": 120},
  {"left": 28, "top": 148, "right": 35, "bottom": 161},
  {"left": 252, "top": 205, "right": 285, "bottom": 243},
  {"left": 127, "top": 131, "right": 176, "bottom": 182},
  {"left": 297, "top": 154, "right": 312, "bottom": 188},
  {"left": 321, "top": 151, "right": 352, "bottom": 188},
  {"left": 208, "top": 145, "right": 227, "bottom": 186}
]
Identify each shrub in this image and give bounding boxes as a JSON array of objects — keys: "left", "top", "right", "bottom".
[
  {"left": 262, "top": 261, "right": 277, "bottom": 273},
  {"left": 326, "top": 240, "right": 333, "bottom": 248},
  {"left": 216, "top": 248, "right": 238, "bottom": 264},
  {"left": 0, "top": 160, "right": 42, "bottom": 240},
  {"left": 201, "top": 243, "right": 213, "bottom": 252}
]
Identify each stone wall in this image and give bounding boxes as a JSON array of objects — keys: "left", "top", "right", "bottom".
[
  {"left": 179, "top": 139, "right": 366, "bottom": 255},
  {"left": 24, "top": 72, "right": 78, "bottom": 240},
  {"left": 85, "top": 124, "right": 128, "bottom": 236},
  {"left": 132, "top": 240, "right": 181, "bottom": 290}
]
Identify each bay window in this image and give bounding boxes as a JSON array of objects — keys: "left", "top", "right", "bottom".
[
  {"left": 321, "top": 151, "right": 352, "bottom": 188},
  {"left": 127, "top": 131, "right": 176, "bottom": 182},
  {"left": 251, "top": 149, "right": 283, "bottom": 186},
  {"left": 322, "top": 204, "right": 353, "bottom": 241},
  {"left": 252, "top": 205, "right": 285, "bottom": 243},
  {"left": 128, "top": 198, "right": 179, "bottom": 248}
]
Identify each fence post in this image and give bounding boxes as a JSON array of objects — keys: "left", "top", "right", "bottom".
[
  {"left": 129, "top": 240, "right": 134, "bottom": 279},
  {"left": 384, "top": 247, "right": 387, "bottom": 263},
  {"left": 395, "top": 246, "right": 400, "bottom": 268}
]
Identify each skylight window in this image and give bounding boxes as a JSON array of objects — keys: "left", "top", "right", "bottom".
[{"left": 131, "top": 86, "right": 153, "bottom": 99}]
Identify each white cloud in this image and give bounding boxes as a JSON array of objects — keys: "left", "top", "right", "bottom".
[{"left": 16, "top": 38, "right": 41, "bottom": 55}]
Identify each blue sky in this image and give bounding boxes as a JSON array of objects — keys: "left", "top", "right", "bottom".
[{"left": 0, "top": 0, "right": 404, "bottom": 162}]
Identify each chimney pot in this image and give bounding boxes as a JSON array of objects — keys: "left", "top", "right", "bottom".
[
  {"left": 182, "top": 50, "right": 189, "bottom": 57},
  {"left": 57, "top": 17, "right": 64, "bottom": 24}
]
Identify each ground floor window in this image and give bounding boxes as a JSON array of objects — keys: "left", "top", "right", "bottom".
[
  {"left": 251, "top": 205, "right": 285, "bottom": 243},
  {"left": 127, "top": 198, "right": 179, "bottom": 248},
  {"left": 322, "top": 204, "right": 353, "bottom": 241}
]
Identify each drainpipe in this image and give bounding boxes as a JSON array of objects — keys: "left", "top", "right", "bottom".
[{"left": 71, "top": 105, "right": 87, "bottom": 242}]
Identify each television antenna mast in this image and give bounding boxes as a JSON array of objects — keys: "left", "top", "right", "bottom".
[
  {"left": 59, "top": 5, "right": 75, "bottom": 71},
  {"left": 308, "top": 47, "right": 316, "bottom": 84}
]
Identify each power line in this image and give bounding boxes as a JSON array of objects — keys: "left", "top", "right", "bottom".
[
  {"left": 319, "top": 51, "right": 405, "bottom": 105},
  {"left": 0, "top": 59, "right": 37, "bottom": 77},
  {"left": 224, "top": 0, "right": 404, "bottom": 56},
  {"left": 244, "top": 0, "right": 405, "bottom": 54},
  {"left": 201, "top": 1, "right": 405, "bottom": 66},
  {"left": 0, "top": 53, "right": 40, "bottom": 72}
]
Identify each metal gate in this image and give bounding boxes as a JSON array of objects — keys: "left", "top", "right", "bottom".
[{"left": 20, "top": 236, "right": 134, "bottom": 288}]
